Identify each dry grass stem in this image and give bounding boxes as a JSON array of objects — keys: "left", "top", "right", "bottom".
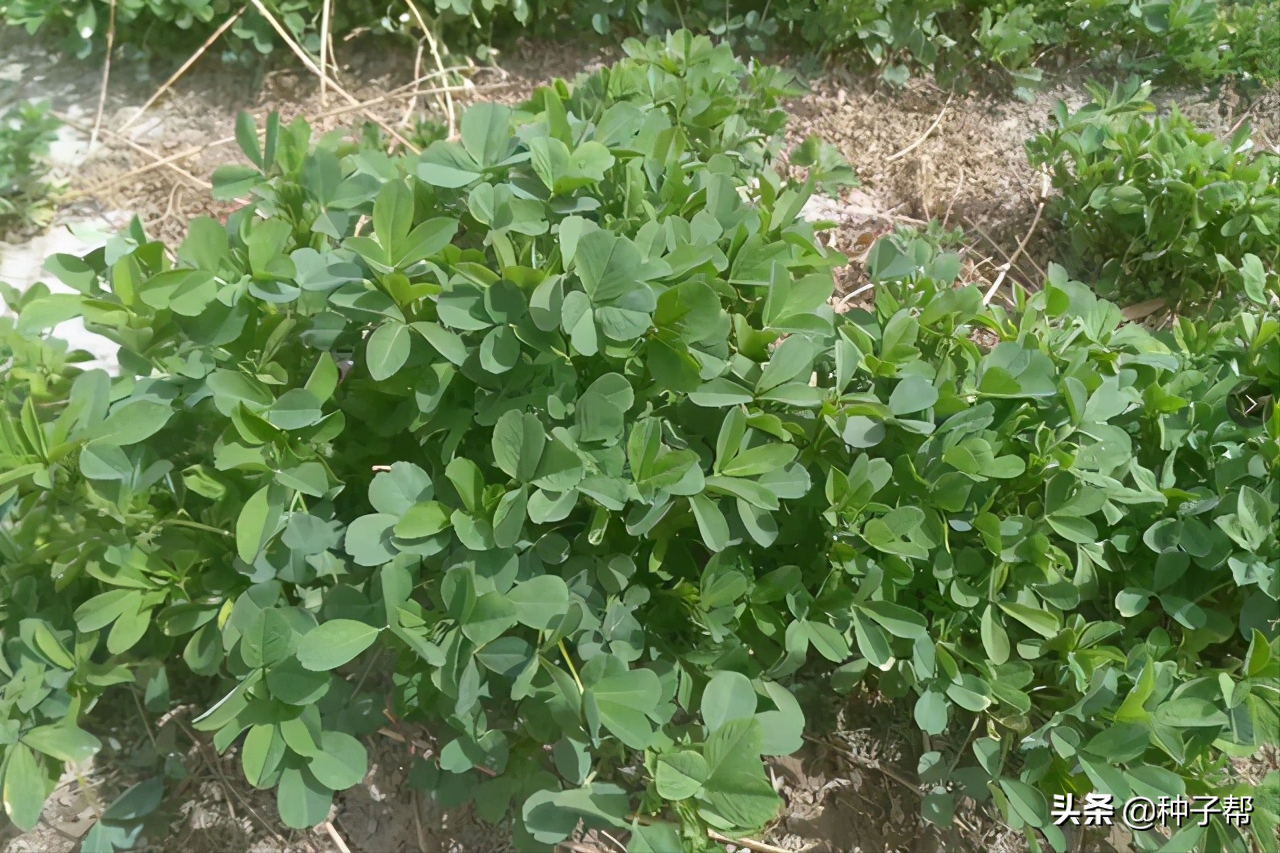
[
  {"left": 119, "top": 8, "right": 246, "bottom": 133},
  {"left": 320, "top": 0, "right": 333, "bottom": 106},
  {"left": 322, "top": 820, "right": 351, "bottom": 853},
  {"left": 89, "top": 0, "right": 118, "bottom": 152},
  {"left": 405, "top": 0, "right": 457, "bottom": 138},
  {"left": 246, "top": 0, "right": 419, "bottom": 152},
  {"left": 887, "top": 91, "right": 953, "bottom": 162}
]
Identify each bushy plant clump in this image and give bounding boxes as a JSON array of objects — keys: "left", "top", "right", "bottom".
[
  {"left": 1, "top": 31, "right": 1277, "bottom": 853},
  {"left": 1028, "top": 78, "right": 1280, "bottom": 312},
  {"left": 0, "top": 100, "right": 60, "bottom": 234},
  {"left": 789, "top": 0, "right": 1280, "bottom": 93},
  {"left": 3, "top": 0, "right": 1275, "bottom": 94}
]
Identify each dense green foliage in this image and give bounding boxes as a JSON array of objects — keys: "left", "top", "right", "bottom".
[
  {"left": 3, "top": 0, "right": 1276, "bottom": 93},
  {"left": 789, "top": 0, "right": 1280, "bottom": 92},
  {"left": 0, "top": 100, "right": 60, "bottom": 235},
  {"left": 1027, "top": 78, "right": 1280, "bottom": 311},
  {"left": 2, "top": 31, "right": 1278, "bottom": 853}
]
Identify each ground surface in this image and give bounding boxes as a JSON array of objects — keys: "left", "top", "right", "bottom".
[{"left": 2, "top": 24, "right": 1277, "bottom": 853}]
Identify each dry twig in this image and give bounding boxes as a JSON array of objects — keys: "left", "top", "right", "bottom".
[
  {"left": 405, "top": 0, "right": 457, "bottom": 138},
  {"left": 55, "top": 112, "right": 212, "bottom": 192},
  {"left": 404, "top": 42, "right": 426, "bottom": 125},
  {"left": 809, "top": 734, "right": 922, "bottom": 797},
  {"left": 320, "top": 0, "right": 333, "bottom": 107},
  {"left": 983, "top": 172, "right": 1050, "bottom": 304},
  {"left": 63, "top": 78, "right": 500, "bottom": 202},
  {"left": 706, "top": 828, "right": 794, "bottom": 853},
  {"left": 89, "top": 0, "right": 118, "bottom": 152},
  {"left": 246, "top": 0, "right": 418, "bottom": 151},
  {"left": 942, "top": 165, "right": 964, "bottom": 229},
  {"left": 172, "top": 717, "right": 301, "bottom": 850},
  {"left": 887, "top": 91, "right": 954, "bottom": 162},
  {"left": 119, "top": 8, "right": 246, "bottom": 133},
  {"left": 102, "top": 128, "right": 211, "bottom": 190},
  {"left": 630, "top": 813, "right": 789, "bottom": 853},
  {"left": 323, "top": 820, "right": 351, "bottom": 853},
  {"left": 411, "top": 789, "right": 431, "bottom": 853},
  {"left": 837, "top": 281, "right": 875, "bottom": 310}
]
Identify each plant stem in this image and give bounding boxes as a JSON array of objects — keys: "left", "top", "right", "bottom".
[
  {"left": 165, "top": 518, "right": 233, "bottom": 538},
  {"left": 558, "top": 638, "right": 584, "bottom": 693}
]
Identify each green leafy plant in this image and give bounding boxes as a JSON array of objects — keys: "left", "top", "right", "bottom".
[
  {"left": 0, "top": 100, "right": 61, "bottom": 234},
  {"left": 1, "top": 31, "right": 1277, "bottom": 853},
  {"left": 1027, "top": 77, "right": 1280, "bottom": 312},
  {"left": 6, "top": 0, "right": 1276, "bottom": 95}
]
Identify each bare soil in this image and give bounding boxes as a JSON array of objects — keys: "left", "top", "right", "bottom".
[{"left": 3, "top": 24, "right": 1277, "bottom": 853}]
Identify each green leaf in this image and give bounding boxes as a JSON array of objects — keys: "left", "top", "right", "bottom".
[
  {"left": 236, "top": 485, "right": 284, "bottom": 564},
  {"left": 267, "top": 657, "right": 331, "bottom": 706},
  {"left": 720, "top": 443, "right": 797, "bottom": 478},
  {"left": 690, "top": 378, "right": 754, "bottom": 407},
  {"left": 395, "top": 501, "right": 453, "bottom": 539},
  {"left": 235, "top": 110, "right": 262, "bottom": 167},
  {"left": 459, "top": 102, "right": 514, "bottom": 167},
  {"left": 479, "top": 325, "right": 521, "bottom": 373},
  {"left": 241, "top": 608, "right": 297, "bottom": 669},
  {"left": 980, "top": 605, "right": 1010, "bottom": 665},
  {"left": 207, "top": 370, "right": 273, "bottom": 416},
  {"left": 946, "top": 675, "right": 992, "bottom": 712},
  {"left": 704, "top": 717, "right": 764, "bottom": 775},
  {"left": 90, "top": 400, "right": 172, "bottom": 447},
  {"left": 755, "top": 682, "right": 805, "bottom": 756},
  {"left": 586, "top": 669, "right": 661, "bottom": 749},
  {"left": 295, "top": 620, "right": 381, "bottom": 671},
  {"left": 242, "top": 724, "right": 285, "bottom": 788},
  {"left": 508, "top": 576, "right": 571, "bottom": 630},
  {"left": 701, "top": 671, "right": 758, "bottom": 732},
  {"left": 417, "top": 159, "right": 481, "bottom": 188},
  {"left": 276, "top": 767, "right": 333, "bottom": 829},
  {"left": 267, "top": 389, "right": 324, "bottom": 430},
  {"left": 372, "top": 180, "right": 414, "bottom": 257},
  {"left": 99, "top": 777, "right": 164, "bottom": 822},
  {"left": 308, "top": 731, "right": 368, "bottom": 791},
  {"left": 344, "top": 513, "right": 399, "bottom": 566},
  {"left": 888, "top": 375, "right": 939, "bottom": 415},
  {"left": 914, "top": 690, "right": 948, "bottom": 735},
  {"left": 998, "top": 602, "right": 1060, "bottom": 639},
  {"left": 370, "top": 463, "right": 433, "bottom": 515},
  {"left": 655, "top": 751, "right": 709, "bottom": 800},
  {"left": 690, "top": 494, "right": 731, "bottom": 553},
  {"left": 1084, "top": 723, "right": 1149, "bottom": 763},
  {"left": 2, "top": 744, "right": 47, "bottom": 831},
  {"left": 412, "top": 321, "right": 468, "bottom": 365},
  {"left": 699, "top": 765, "right": 781, "bottom": 830},
  {"left": 522, "top": 784, "right": 629, "bottom": 845},
  {"left": 757, "top": 336, "right": 814, "bottom": 393},
  {"left": 366, "top": 321, "right": 411, "bottom": 381},
  {"left": 851, "top": 609, "right": 892, "bottom": 669},
  {"left": 627, "top": 819, "right": 683, "bottom": 853},
  {"left": 22, "top": 723, "right": 101, "bottom": 763},
  {"left": 577, "top": 373, "right": 634, "bottom": 445},
  {"left": 999, "top": 778, "right": 1049, "bottom": 829},
  {"left": 859, "top": 600, "right": 928, "bottom": 640},
  {"left": 397, "top": 217, "right": 458, "bottom": 266},
  {"left": 492, "top": 410, "right": 546, "bottom": 482},
  {"left": 1153, "top": 698, "right": 1229, "bottom": 729},
  {"left": 1047, "top": 514, "right": 1098, "bottom": 544},
  {"left": 463, "top": 592, "right": 518, "bottom": 648}
]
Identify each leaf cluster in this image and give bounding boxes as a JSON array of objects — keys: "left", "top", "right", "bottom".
[
  {"left": 783, "top": 0, "right": 1279, "bottom": 95},
  {"left": 6, "top": 0, "right": 1276, "bottom": 97},
  {"left": 1, "top": 31, "right": 1278, "bottom": 853},
  {"left": 1027, "top": 77, "right": 1280, "bottom": 313},
  {"left": 0, "top": 100, "right": 60, "bottom": 236}
]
